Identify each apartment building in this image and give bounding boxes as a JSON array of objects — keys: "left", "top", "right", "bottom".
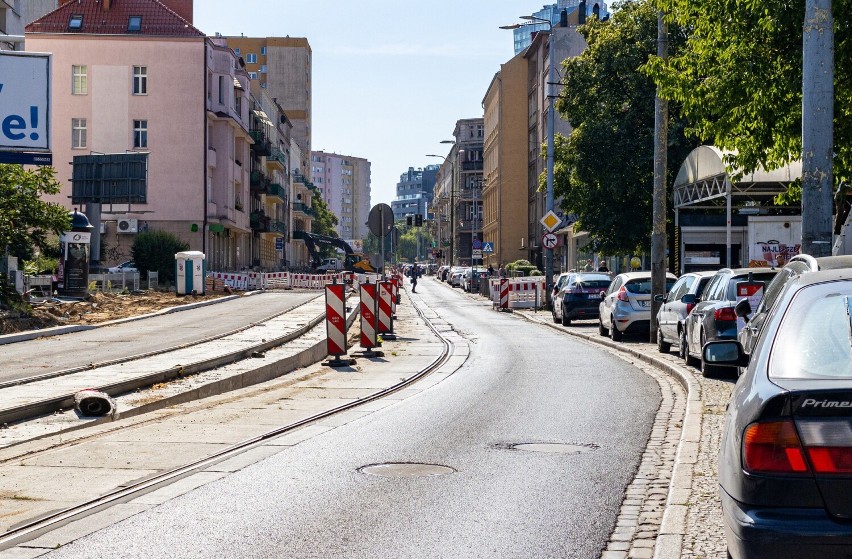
[
  {"left": 223, "top": 36, "right": 312, "bottom": 179},
  {"left": 311, "top": 151, "right": 371, "bottom": 241},
  {"left": 482, "top": 51, "right": 529, "bottom": 270},
  {"left": 26, "top": 0, "right": 253, "bottom": 271},
  {"left": 512, "top": 0, "right": 608, "bottom": 55},
  {"left": 391, "top": 166, "right": 438, "bottom": 222}
]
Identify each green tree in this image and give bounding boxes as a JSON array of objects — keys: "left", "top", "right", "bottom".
[
  {"left": 553, "top": 0, "right": 698, "bottom": 255},
  {"left": 310, "top": 193, "right": 339, "bottom": 238},
  {"left": 647, "top": 0, "right": 852, "bottom": 190},
  {"left": 1, "top": 164, "right": 70, "bottom": 310},
  {"left": 131, "top": 230, "right": 189, "bottom": 284}
]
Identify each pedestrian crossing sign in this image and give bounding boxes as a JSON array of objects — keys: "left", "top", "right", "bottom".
[{"left": 482, "top": 242, "right": 495, "bottom": 253}]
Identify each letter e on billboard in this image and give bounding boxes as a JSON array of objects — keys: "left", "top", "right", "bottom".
[{"left": 0, "top": 52, "right": 50, "bottom": 151}]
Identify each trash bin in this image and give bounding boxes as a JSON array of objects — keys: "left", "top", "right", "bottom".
[{"left": 175, "top": 251, "right": 206, "bottom": 295}]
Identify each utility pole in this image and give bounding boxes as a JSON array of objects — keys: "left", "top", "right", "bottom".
[
  {"left": 650, "top": 9, "right": 668, "bottom": 343},
  {"left": 801, "top": 0, "right": 834, "bottom": 257}
]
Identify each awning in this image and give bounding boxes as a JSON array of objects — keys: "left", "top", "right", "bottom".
[
  {"left": 252, "top": 109, "right": 272, "bottom": 126},
  {"left": 233, "top": 77, "right": 243, "bottom": 90}
]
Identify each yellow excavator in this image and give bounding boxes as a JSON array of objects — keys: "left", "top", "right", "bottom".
[{"left": 294, "top": 231, "right": 376, "bottom": 273}]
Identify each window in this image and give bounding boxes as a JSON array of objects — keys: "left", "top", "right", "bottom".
[
  {"left": 218, "top": 75, "right": 225, "bottom": 104},
  {"left": 68, "top": 14, "right": 83, "bottom": 30},
  {"left": 248, "top": 72, "right": 258, "bottom": 80},
  {"left": 245, "top": 53, "right": 257, "bottom": 64},
  {"left": 132, "top": 66, "right": 147, "bottom": 95},
  {"left": 234, "top": 47, "right": 241, "bottom": 55},
  {"left": 260, "top": 82, "right": 267, "bottom": 89},
  {"left": 128, "top": 16, "right": 142, "bottom": 32},
  {"left": 260, "top": 46, "right": 267, "bottom": 55},
  {"left": 260, "top": 65, "right": 267, "bottom": 74},
  {"left": 72, "top": 118, "right": 87, "bottom": 149},
  {"left": 72, "top": 65, "right": 87, "bottom": 95},
  {"left": 133, "top": 119, "right": 148, "bottom": 148}
]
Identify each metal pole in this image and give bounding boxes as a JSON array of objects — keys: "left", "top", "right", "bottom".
[
  {"left": 802, "top": 0, "right": 834, "bottom": 257},
  {"left": 545, "top": 24, "right": 556, "bottom": 306},
  {"left": 380, "top": 211, "right": 385, "bottom": 279},
  {"left": 450, "top": 157, "right": 456, "bottom": 266},
  {"left": 650, "top": 9, "right": 669, "bottom": 343}
]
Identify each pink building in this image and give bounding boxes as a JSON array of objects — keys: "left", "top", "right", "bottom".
[{"left": 26, "top": 0, "right": 253, "bottom": 272}]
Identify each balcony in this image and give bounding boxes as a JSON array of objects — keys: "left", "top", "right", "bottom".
[
  {"left": 268, "top": 148, "right": 287, "bottom": 169},
  {"left": 249, "top": 130, "right": 271, "bottom": 156},
  {"left": 207, "top": 147, "right": 217, "bottom": 168},
  {"left": 293, "top": 202, "right": 312, "bottom": 216},
  {"left": 268, "top": 220, "right": 287, "bottom": 235},
  {"left": 462, "top": 160, "right": 484, "bottom": 172},
  {"left": 250, "top": 169, "right": 271, "bottom": 193},
  {"left": 250, "top": 211, "right": 270, "bottom": 232},
  {"left": 265, "top": 182, "right": 286, "bottom": 203},
  {"left": 292, "top": 171, "right": 307, "bottom": 184}
]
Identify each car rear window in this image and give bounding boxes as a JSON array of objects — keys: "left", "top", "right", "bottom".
[
  {"left": 573, "top": 274, "right": 611, "bottom": 289},
  {"left": 725, "top": 271, "right": 779, "bottom": 300},
  {"left": 625, "top": 278, "right": 676, "bottom": 294},
  {"left": 770, "top": 281, "right": 852, "bottom": 379}
]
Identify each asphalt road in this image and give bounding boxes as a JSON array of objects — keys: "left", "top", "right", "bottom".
[
  {"left": 41, "top": 278, "right": 660, "bottom": 559},
  {"left": 0, "top": 291, "right": 321, "bottom": 384}
]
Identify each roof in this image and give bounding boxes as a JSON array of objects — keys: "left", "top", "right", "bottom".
[
  {"left": 674, "top": 145, "right": 802, "bottom": 190},
  {"left": 26, "top": 0, "right": 205, "bottom": 37}
]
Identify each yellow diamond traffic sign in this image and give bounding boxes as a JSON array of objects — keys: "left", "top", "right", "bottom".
[{"left": 540, "top": 210, "right": 561, "bottom": 232}]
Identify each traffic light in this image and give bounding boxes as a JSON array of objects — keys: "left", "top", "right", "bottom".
[
  {"left": 415, "top": 214, "right": 423, "bottom": 227},
  {"left": 406, "top": 215, "right": 413, "bottom": 226}
]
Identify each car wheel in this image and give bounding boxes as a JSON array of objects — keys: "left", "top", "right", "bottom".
[
  {"left": 681, "top": 328, "right": 698, "bottom": 367},
  {"left": 610, "top": 316, "right": 623, "bottom": 341},
  {"left": 598, "top": 317, "right": 609, "bottom": 337},
  {"left": 562, "top": 308, "right": 571, "bottom": 327},
  {"left": 553, "top": 306, "right": 562, "bottom": 324},
  {"left": 657, "top": 323, "right": 671, "bottom": 353}
]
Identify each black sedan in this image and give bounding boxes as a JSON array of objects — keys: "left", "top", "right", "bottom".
[{"left": 705, "top": 269, "right": 852, "bottom": 558}]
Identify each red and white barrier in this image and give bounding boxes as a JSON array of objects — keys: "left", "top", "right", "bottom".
[
  {"left": 325, "top": 283, "right": 348, "bottom": 356},
  {"left": 378, "top": 281, "right": 393, "bottom": 335},
  {"left": 390, "top": 277, "right": 400, "bottom": 313},
  {"left": 489, "top": 277, "right": 545, "bottom": 310},
  {"left": 359, "top": 282, "right": 378, "bottom": 350}
]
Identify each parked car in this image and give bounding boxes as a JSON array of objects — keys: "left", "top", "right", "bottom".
[
  {"left": 553, "top": 272, "right": 612, "bottom": 325},
  {"left": 682, "top": 267, "right": 778, "bottom": 376},
  {"left": 107, "top": 261, "right": 137, "bottom": 273},
  {"left": 654, "top": 271, "right": 715, "bottom": 356},
  {"left": 462, "top": 268, "right": 487, "bottom": 292},
  {"left": 550, "top": 272, "right": 574, "bottom": 322},
  {"left": 436, "top": 266, "right": 449, "bottom": 281},
  {"left": 598, "top": 271, "right": 676, "bottom": 341},
  {"left": 449, "top": 267, "right": 468, "bottom": 288},
  {"left": 737, "top": 255, "right": 852, "bottom": 358},
  {"left": 705, "top": 269, "right": 852, "bottom": 559}
]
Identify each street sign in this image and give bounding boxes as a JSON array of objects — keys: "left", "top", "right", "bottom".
[
  {"left": 367, "top": 203, "right": 394, "bottom": 237},
  {"left": 472, "top": 238, "right": 482, "bottom": 250},
  {"left": 540, "top": 210, "right": 561, "bottom": 232},
  {"left": 542, "top": 233, "right": 559, "bottom": 249},
  {"left": 472, "top": 249, "right": 482, "bottom": 258},
  {"left": 275, "top": 237, "right": 284, "bottom": 250},
  {"left": 482, "top": 242, "right": 495, "bottom": 253}
]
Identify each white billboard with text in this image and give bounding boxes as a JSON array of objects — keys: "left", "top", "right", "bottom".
[{"left": 0, "top": 51, "right": 50, "bottom": 151}]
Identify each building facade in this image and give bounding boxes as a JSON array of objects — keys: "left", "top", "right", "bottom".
[
  {"left": 482, "top": 51, "right": 529, "bottom": 270},
  {"left": 223, "top": 36, "right": 312, "bottom": 180},
  {"left": 26, "top": 0, "right": 254, "bottom": 272},
  {"left": 391, "top": 165, "right": 438, "bottom": 222},
  {"left": 512, "top": 0, "right": 608, "bottom": 54},
  {"left": 310, "top": 151, "right": 371, "bottom": 241}
]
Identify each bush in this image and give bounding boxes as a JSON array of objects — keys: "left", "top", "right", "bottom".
[
  {"left": 132, "top": 230, "right": 189, "bottom": 284},
  {"left": 505, "top": 259, "right": 540, "bottom": 277},
  {"left": 0, "top": 272, "right": 29, "bottom": 313}
]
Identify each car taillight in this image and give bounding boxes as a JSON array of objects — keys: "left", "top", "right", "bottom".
[
  {"left": 685, "top": 303, "right": 696, "bottom": 315},
  {"left": 797, "top": 420, "right": 852, "bottom": 474},
  {"left": 616, "top": 287, "right": 629, "bottom": 302},
  {"left": 714, "top": 307, "right": 738, "bottom": 321},
  {"left": 743, "top": 420, "right": 809, "bottom": 474}
]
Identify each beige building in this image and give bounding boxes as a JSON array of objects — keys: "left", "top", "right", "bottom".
[
  {"left": 482, "top": 51, "right": 529, "bottom": 269},
  {"left": 223, "top": 37, "right": 312, "bottom": 178}
]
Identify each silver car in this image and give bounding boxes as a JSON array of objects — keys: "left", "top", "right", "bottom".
[
  {"left": 599, "top": 271, "right": 676, "bottom": 341},
  {"left": 654, "top": 271, "right": 715, "bottom": 356}
]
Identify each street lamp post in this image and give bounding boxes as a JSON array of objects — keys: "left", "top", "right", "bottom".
[{"left": 502, "top": 16, "right": 556, "bottom": 303}]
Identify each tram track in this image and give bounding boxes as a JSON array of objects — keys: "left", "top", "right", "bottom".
[{"left": 0, "top": 287, "right": 455, "bottom": 552}]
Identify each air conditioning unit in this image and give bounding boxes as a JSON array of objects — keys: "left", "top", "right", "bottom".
[{"left": 117, "top": 218, "right": 138, "bottom": 234}]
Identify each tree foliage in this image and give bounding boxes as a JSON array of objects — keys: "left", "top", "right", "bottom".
[
  {"left": 310, "top": 193, "right": 339, "bottom": 238},
  {"left": 131, "top": 230, "right": 189, "bottom": 284},
  {"left": 0, "top": 164, "right": 70, "bottom": 260},
  {"left": 647, "top": 0, "right": 852, "bottom": 188},
  {"left": 553, "top": 0, "right": 698, "bottom": 255}
]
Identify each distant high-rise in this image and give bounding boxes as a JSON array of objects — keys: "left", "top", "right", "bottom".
[
  {"left": 391, "top": 166, "right": 438, "bottom": 222},
  {"left": 224, "top": 36, "right": 312, "bottom": 177},
  {"left": 513, "top": 0, "right": 608, "bottom": 54},
  {"left": 310, "top": 151, "right": 371, "bottom": 241}
]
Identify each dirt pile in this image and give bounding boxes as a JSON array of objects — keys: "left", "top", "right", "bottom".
[{"left": 0, "top": 291, "right": 229, "bottom": 335}]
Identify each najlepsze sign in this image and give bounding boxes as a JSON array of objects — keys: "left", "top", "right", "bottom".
[{"left": 0, "top": 52, "right": 51, "bottom": 152}]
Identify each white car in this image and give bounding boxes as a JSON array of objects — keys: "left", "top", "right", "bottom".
[
  {"left": 599, "top": 271, "right": 676, "bottom": 341},
  {"left": 107, "top": 261, "right": 137, "bottom": 273}
]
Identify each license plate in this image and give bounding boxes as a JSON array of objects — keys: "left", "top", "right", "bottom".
[
  {"left": 588, "top": 294, "right": 598, "bottom": 299},
  {"left": 639, "top": 300, "right": 649, "bottom": 307}
]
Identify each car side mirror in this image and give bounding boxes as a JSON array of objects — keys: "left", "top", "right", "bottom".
[
  {"left": 600, "top": 291, "right": 606, "bottom": 300},
  {"left": 735, "top": 298, "right": 752, "bottom": 321},
  {"left": 702, "top": 340, "right": 750, "bottom": 368},
  {"left": 653, "top": 294, "right": 666, "bottom": 303},
  {"left": 680, "top": 293, "right": 697, "bottom": 305}
]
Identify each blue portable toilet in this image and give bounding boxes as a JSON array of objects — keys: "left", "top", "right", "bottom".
[{"left": 175, "top": 251, "right": 206, "bottom": 295}]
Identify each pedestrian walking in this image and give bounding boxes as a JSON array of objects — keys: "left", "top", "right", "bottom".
[
  {"left": 411, "top": 264, "right": 419, "bottom": 293},
  {"left": 499, "top": 265, "right": 507, "bottom": 278},
  {"left": 487, "top": 264, "right": 494, "bottom": 277},
  {"left": 597, "top": 262, "right": 609, "bottom": 273}
]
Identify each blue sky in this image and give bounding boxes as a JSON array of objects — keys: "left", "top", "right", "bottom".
[{"left": 193, "top": 1, "right": 541, "bottom": 207}]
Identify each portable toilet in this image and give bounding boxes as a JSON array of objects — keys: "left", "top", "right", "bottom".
[{"left": 175, "top": 251, "right": 206, "bottom": 295}]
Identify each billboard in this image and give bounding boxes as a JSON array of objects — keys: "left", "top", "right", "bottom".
[{"left": 0, "top": 52, "right": 50, "bottom": 151}]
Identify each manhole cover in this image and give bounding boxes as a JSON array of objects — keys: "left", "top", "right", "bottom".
[
  {"left": 495, "top": 442, "right": 598, "bottom": 454},
  {"left": 358, "top": 462, "right": 456, "bottom": 478}
]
